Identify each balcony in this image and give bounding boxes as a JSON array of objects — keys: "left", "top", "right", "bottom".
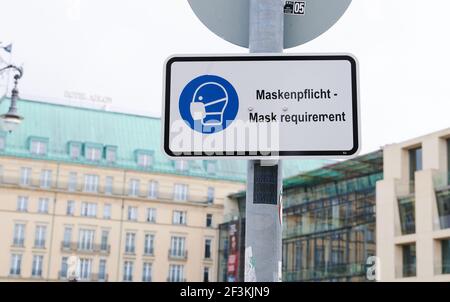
[
  {"left": 59, "top": 271, "right": 108, "bottom": 282},
  {"left": 143, "top": 248, "right": 154, "bottom": 257},
  {"left": 168, "top": 249, "right": 188, "bottom": 260},
  {"left": 0, "top": 171, "right": 220, "bottom": 205},
  {"left": 60, "top": 242, "right": 111, "bottom": 254}
]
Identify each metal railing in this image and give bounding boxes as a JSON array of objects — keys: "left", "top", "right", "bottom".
[
  {"left": 143, "top": 248, "right": 154, "bottom": 256},
  {"left": 167, "top": 277, "right": 187, "bottom": 282},
  {"left": 283, "top": 263, "right": 366, "bottom": 282},
  {"left": 0, "top": 172, "right": 219, "bottom": 204},
  {"left": 168, "top": 249, "right": 188, "bottom": 260},
  {"left": 60, "top": 242, "right": 111, "bottom": 254},
  {"left": 59, "top": 271, "right": 108, "bottom": 282}
]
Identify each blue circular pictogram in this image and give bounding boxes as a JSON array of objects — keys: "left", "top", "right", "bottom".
[{"left": 179, "top": 75, "right": 239, "bottom": 134}]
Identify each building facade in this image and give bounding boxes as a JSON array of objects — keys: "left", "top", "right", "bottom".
[
  {"left": 377, "top": 128, "right": 450, "bottom": 281},
  {"left": 282, "top": 151, "right": 382, "bottom": 282},
  {"left": 0, "top": 99, "right": 248, "bottom": 282},
  {"left": 219, "top": 151, "right": 383, "bottom": 282}
]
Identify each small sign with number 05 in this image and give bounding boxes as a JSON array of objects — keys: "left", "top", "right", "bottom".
[{"left": 284, "top": 1, "right": 306, "bottom": 15}]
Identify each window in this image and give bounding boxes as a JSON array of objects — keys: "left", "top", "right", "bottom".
[
  {"left": 129, "top": 179, "right": 140, "bottom": 197},
  {"left": 100, "top": 230, "right": 109, "bottom": 252},
  {"left": 146, "top": 208, "right": 156, "bottom": 223},
  {"left": 136, "top": 151, "right": 153, "bottom": 168},
  {"left": 175, "top": 160, "right": 188, "bottom": 172},
  {"left": 168, "top": 264, "right": 184, "bottom": 282},
  {"left": 34, "top": 225, "right": 47, "bottom": 248},
  {"left": 203, "top": 267, "right": 210, "bottom": 282},
  {"left": 69, "top": 142, "right": 81, "bottom": 159},
  {"left": 30, "top": 139, "right": 47, "bottom": 156},
  {"left": 60, "top": 257, "right": 68, "bottom": 279},
  {"left": 10, "top": 254, "right": 22, "bottom": 276},
  {"left": 17, "top": 196, "right": 28, "bottom": 212},
  {"left": 38, "top": 198, "right": 49, "bottom": 214},
  {"left": 172, "top": 211, "right": 187, "bottom": 225},
  {"left": 204, "top": 239, "right": 212, "bottom": 259},
  {"left": 409, "top": 147, "right": 423, "bottom": 182},
  {"left": 144, "top": 234, "right": 155, "bottom": 255},
  {"left": 85, "top": 146, "right": 101, "bottom": 162},
  {"left": 442, "top": 239, "right": 450, "bottom": 274},
  {"left": 81, "top": 202, "right": 97, "bottom": 217},
  {"left": 125, "top": 233, "right": 136, "bottom": 254},
  {"left": 84, "top": 174, "right": 99, "bottom": 193},
  {"left": 170, "top": 236, "right": 186, "bottom": 258},
  {"left": 148, "top": 181, "right": 158, "bottom": 199},
  {"left": 105, "top": 176, "right": 113, "bottom": 195},
  {"left": 99, "top": 259, "right": 107, "bottom": 281},
  {"left": 68, "top": 172, "right": 77, "bottom": 191},
  {"left": 206, "top": 214, "right": 213, "bottom": 228},
  {"left": 142, "top": 263, "right": 152, "bottom": 282},
  {"left": 402, "top": 243, "right": 416, "bottom": 278},
  {"left": 78, "top": 229, "right": 95, "bottom": 251},
  {"left": 13, "top": 224, "right": 25, "bottom": 247},
  {"left": 66, "top": 200, "right": 75, "bottom": 216},
  {"left": 20, "top": 167, "right": 31, "bottom": 186},
  {"left": 123, "top": 261, "right": 134, "bottom": 282},
  {"left": 63, "top": 227, "right": 72, "bottom": 249},
  {"left": 103, "top": 204, "right": 112, "bottom": 219},
  {"left": 207, "top": 187, "right": 215, "bottom": 203},
  {"left": 398, "top": 197, "right": 416, "bottom": 235},
  {"left": 78, "top": 258, "right": 92, "bottom": 281},
  {"left": 105, "top": 146, "right": 117, "bottom": 164},
  {"left": 174, "top": 184, "right": 188, "bottom": 201},
  {"left": 437, "top": 191, "right": 450, "bottom": 229},
  {"left": 40, "top": 170, "right": 52, "bottom": 188},
  {"left": 31, "top": 255, "right": 44, "bottom": 277},
  {"left": 128, "top": 206, "right": 138, "bottom": 221}
]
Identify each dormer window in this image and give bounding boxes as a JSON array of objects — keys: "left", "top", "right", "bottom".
[
  {"left": 175, "top": 160, "right": 188, "bottom": 172},
  {"left": 205, "top": 161, "right": 217, "bottom": 175},
  {"left": 105, "top": 146, "right": 117, "bottom": 164},
  {"left": 136, "top": 150, "right": 153, "bottom": 168},
  {"left": 29, "top": 137, "right": 48, "bottom": 156},
  {"left": 85, "top": 143, "right": 102, "bottom": 162},
  {"left": 68, "top": 142, "right": 82, "bottom": 160}
]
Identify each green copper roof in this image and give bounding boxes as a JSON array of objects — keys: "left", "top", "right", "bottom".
[{"left": 0, "top": 98, "right": 333, "bottom": 182}]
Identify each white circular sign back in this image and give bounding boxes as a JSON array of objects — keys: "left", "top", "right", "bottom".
[{"left": 188, "top": 0, "right": 352, "bottom": 49}]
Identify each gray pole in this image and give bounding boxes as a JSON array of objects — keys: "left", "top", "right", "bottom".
[{"left": 244, "top": 0, "right": 284, "bottom": 282}]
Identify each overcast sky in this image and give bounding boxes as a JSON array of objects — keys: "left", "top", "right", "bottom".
[{"left": 0, "top": 0, "right": 449, "bottom": 154}]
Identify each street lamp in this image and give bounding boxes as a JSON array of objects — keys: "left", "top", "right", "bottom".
[{"left": 0, "top": 64, "right": 24, "bottom": 133}]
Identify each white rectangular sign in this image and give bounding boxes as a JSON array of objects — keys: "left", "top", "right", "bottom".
[{"left": 162, "top": 54, "right": 360, "bottom": 159}]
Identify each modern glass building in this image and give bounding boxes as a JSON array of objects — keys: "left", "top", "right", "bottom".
[{"left": 219, "top": 151, "right": 383, "bottom": 282}]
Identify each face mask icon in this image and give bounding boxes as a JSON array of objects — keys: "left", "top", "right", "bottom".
[{"left": 190, "top": 81, "right": 229, "bottom": 127}]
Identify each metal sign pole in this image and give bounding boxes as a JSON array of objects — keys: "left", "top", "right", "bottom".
[{"left": 244, "top": 0, "right": 284, "bottom": 282}]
